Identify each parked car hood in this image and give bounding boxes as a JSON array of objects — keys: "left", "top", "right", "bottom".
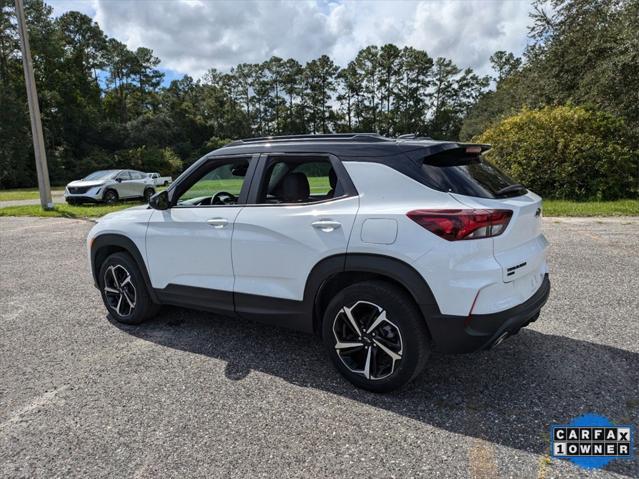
[{"left": 67, "top": 179, "right": 108, "bottom": 188}]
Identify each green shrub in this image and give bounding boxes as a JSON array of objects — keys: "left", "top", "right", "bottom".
[{"left": 474, "top": 106, "right": 638, "bottom": 200}]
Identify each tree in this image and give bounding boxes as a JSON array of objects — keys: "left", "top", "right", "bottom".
[
  {"left": 489, "top": 51, "right": 522, "bottom": 83},
  {"left": 303, "top": 55, "right": 338, "bottom": 133},
  {"left": 395, "top": 47, "right": 433, "bottom": 135},
  {"left": 378, "top": 44, "right": 401, "bottom": 135},
  {"left": 280, "top": 58, "right": 303, "bottom": 133},
  {"left": 462, "top": 0, "right": 639, "bottom": 143},
  {"left": 336, "top": 63, "right": 360, "bottom": 132}
]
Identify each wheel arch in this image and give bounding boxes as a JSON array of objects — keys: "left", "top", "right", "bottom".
[
  {"left": 305, "top": 253, "right": 441, "bottom": 337},
  {"left": 91, "top": 234, "right": 158, "bottom": 303}
]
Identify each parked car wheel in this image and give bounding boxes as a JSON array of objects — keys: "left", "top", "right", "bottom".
[
  {"left": 98, "top": 252, "right": 159, "bottom": 325},
  {"left": 163, "top": 181, "right": 169, "bottom": 186},
  {"left": 66, "top": 198, "right": 80, "bottom": 205},
  {"left": 143, "top": 188, "right": 155, "bottom": 203},
  {"left": 103, "top": 189, "right": 118, "bottom": 204},
  {"left": 322, "top": 280, "right": 431, "bottom": 392}
]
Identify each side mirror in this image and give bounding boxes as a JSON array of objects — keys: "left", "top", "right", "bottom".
[
  {"left": 149, "top": 190, "right": 170, "bottom": 210},
  {"left": 115, "top": 177, "right": 122, "bottom": 183}
]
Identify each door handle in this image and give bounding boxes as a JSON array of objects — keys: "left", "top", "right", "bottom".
[
  {"left": 207, "top": 218, "right": 229, "bottom": 229},
  {"left": 312, "top": 219, "right": 342, "bottom": 232}
]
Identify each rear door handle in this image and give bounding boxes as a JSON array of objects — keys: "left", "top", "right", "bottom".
[
  {"left": 312, "top": 219, "right": 341, "bottom": 232},
  {"left": 207, "top": 218, "right": 229, "bottom": 229}
]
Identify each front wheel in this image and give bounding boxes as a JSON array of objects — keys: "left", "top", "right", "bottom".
[
  {"left": 103, "top": 189, "right": 118, "bottom": 204},
  {"left": 322, "top": 280, "right": 431, "bottom": 392},
  {"left": 98, "top": 252, "right": 159, "bottom": 324}
]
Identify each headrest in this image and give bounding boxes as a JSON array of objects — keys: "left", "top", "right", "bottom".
[{"left": 277, "top": 172, "right": 310, "bottom": 203}]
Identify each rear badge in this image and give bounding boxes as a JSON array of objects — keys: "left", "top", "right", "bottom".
[{"left": 506, "top": 262, "right": 527, "bottom": 277}]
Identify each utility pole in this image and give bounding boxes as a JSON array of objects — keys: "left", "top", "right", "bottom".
[{"left": 15, "top": 0, "right": 53, "bottom": 209}]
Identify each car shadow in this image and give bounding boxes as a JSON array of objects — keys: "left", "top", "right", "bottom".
[{"left": 109, "top": 307, "right": 639, "bottom": 476}]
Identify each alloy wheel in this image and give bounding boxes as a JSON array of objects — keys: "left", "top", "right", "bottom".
[
  {"left": 103, "top": 264, "right": 136, "bottom": 318},
  {"left": 332, "top": 300, "right": 403, "bottom": 380}
]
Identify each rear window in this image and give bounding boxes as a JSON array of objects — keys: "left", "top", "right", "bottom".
[{"left": 421, "top": 150, "right": 526, "bottom": 199}]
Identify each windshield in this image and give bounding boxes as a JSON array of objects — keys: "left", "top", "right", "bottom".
[
  {"left": 84, "top": 170, "right": 117, "bottom": 181},
  {"left": 421, "top": 153, "right": 526, "bottom": 199}
]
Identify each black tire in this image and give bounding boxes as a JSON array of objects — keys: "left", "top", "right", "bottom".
[
  {"left": 322, "top": 280, "right": 431, "bottom": 393},
  {"left": 143, "top": 188, "right": 155, "bottom": 203},
  {"left": 66, "top": 198, "right": 80, "bottom": 205},
  {"left": 163, "top": 181, "right": 169, "bottom": 186},
  {"left": 98, "top": 252, "right": 160, "bottom": 325},
  {"left": 103, "top": 189, "right": 118, "bottom": 204}
]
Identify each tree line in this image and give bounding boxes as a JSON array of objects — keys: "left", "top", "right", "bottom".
[
  {"left": 1, "top": 0, "right": 491, "bottom": 188},
  {"left": 1, "top": 0, "right": 637, "bottom": 195}
]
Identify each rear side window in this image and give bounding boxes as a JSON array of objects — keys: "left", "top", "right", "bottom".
[
  {"left": 421, "top": 150, "right": 526, "bottom": 199},
  {"left": 257, "top": 156, "right": 341, "bottom": 204}
]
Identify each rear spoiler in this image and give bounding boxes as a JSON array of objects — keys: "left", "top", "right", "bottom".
[{"left": 421, "top": 143, "right": 491, "bottom": 165}]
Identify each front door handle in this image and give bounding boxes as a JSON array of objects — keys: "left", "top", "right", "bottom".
[
  {"left": 312, "top": 219, "right": 342, "bottom": 232},
  {"left": 207, "top": 218, "right": 229, "bottom": 229}
]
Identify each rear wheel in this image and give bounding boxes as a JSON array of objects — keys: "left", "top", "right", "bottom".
[
  {"left": 322, "top": 280, "right": 431, "bottom": 392},
  {"left": 103, "top": 189, "right": 118, "bottom": 204},
  {"left": 98, "top": 252, "right": 159, "bottom": 324}
]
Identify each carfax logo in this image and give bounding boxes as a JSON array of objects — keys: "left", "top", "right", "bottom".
[{"left": 550, "top": 414, "right": 635, "bottom": 469}]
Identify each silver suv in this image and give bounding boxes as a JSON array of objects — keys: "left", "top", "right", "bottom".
[{"left": 65, "top": 169, "right": 156, "bottom": 205}]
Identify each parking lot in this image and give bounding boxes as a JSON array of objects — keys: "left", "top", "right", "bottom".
[{"left": 0, "top": 216, "right": 637, "bottom": 478}]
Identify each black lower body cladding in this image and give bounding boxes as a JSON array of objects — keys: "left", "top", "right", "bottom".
[{"left": 427, "top": 274, "right": 551, "bottom": 354}]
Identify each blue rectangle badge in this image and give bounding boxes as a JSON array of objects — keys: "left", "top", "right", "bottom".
[{"left": 550, "top": 414, "right": 634, "bottom": 469}]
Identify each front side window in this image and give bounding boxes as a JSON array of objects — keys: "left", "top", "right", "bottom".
[
  {"left": 117, "top": 171, "right": 131, "bottom": 181},
  {"left": 257, "top": 157, "right": 339, "bottom": 204},
  {"left": 176, "top": 158, "right": 249, "bottom": 206}
]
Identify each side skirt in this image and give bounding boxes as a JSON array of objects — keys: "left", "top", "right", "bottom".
[
  {"left": 154, "top": 284, "right": 235, "bottom": 317},
  {"left": 154, "top": 284, "right": 312, "bottom": 333}
]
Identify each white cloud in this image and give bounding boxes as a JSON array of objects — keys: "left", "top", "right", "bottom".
[{"left": 48, "top": 0, "right": 534, "bottom": 78}]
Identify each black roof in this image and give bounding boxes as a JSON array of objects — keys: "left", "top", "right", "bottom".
[
  {"left": 181, "top": 134, "right": 491, "bottom": 190},
  {"left": 213, "top": 133, "right": 489, "bottom": 159}
]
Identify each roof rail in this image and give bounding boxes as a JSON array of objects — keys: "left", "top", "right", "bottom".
[{"left": 225, "top": 133, "right": 390, "bottom": 147}]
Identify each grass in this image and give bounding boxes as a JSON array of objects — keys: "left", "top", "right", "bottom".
[
  {"left": 180, "top": 177, "right": 331, "bottom": 201},
  {"left": 0, "top": 201, "right": 144, "bottom": 219},
  {"left": 542, "top": 199, "right": 639, "bottom": 217},
  {"left": 0, "top": 187, "right": 64, "bottom": 201},
  {"left": 2, "top": 181, "right": 637, "bottom": 219}
]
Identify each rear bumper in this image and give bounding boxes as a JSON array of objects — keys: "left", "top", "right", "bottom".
[{"left": 428, "top": 274, "right": 550, "bottom": 353}]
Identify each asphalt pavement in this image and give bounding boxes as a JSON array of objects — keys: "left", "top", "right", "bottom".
[{"left": 0, "top": 216, "right": 638, "bottom": 478}]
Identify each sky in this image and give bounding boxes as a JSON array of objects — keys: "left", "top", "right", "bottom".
[{"left": 47, "top": 0, "right": 536, "bottom": 81}]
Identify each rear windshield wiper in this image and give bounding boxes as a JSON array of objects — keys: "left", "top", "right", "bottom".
[{"left": 494, "top": 183, "right": 527, "bottom": 197}]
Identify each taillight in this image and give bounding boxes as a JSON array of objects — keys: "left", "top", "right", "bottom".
[{"left": 406, "top": 209, "right": 512, "bottom": 241}]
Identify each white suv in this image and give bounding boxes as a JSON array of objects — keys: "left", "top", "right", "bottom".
[
  {"left": 87, "top": 134, "right": 550, "bottom": 392},
  {"left": 65, "top": 169, "right": 156, "bottom": 205}
]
